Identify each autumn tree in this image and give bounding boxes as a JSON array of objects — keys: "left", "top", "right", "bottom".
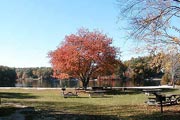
[
  {"left": 123, "top": 56, "right": 164, "bottom": 86},
  {"left": 150, "top": 52, "right": 165, "bottom": 73},
  {"left": 161, "top": 73, "right": 171, "bottom": 85},
  {"left": 125, "top": 57, "right": 151, "bottom": 85},
  {"left": 149, "top": 48, "right": 180, "bottom": 87},
  {"left": 118, "top": 0, "right": 180, "bottom": 51},
  {"left": 49, "top": 28, "right": 119, "bottom": 89}
]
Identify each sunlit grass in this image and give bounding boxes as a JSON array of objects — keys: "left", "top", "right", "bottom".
[{"left": 0, "top": 88, "right": 180, "bottom": 120}]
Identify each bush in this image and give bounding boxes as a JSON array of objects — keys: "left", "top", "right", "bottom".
[{"left": 0, "top": 66, "right": 16, "bottom": 87}]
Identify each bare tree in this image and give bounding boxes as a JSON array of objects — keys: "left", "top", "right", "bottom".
[
  {"left": 118, "top": 0, "right": 180, "bottom": 87},
  {"left": 163, "top": 45, "right": 180, "bottom": 87},
  {"left": 118, "top": 0, "right": 180, "bottom": 47}
]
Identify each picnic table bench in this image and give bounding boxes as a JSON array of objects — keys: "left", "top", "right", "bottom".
[
  {"left": 61, "top": 87, "right": 78, "bottom": 98},
  {"left": 86, "top": 87, "right": 106, "bottom": 97},
  {"left": 86, "top": 90, "right": 106, "bottom": 97}
]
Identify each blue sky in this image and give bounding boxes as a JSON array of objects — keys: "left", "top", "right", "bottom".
[{"left": 0, "top": 0, "right": 135, "bottom": 68}]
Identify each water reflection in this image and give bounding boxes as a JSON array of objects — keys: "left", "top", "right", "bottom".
[
  {"left": 16, "top": 78, "right": 135, "bottom": 88},
  {"left": 16, "top": 78, "right": 160, "bottom": 88},
  {"left": 16, "top": 78, "right": 79, "bottom": 88}
]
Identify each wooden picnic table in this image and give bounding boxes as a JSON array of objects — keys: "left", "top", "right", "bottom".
[
  {"left": 86, "top": 90, "right": 106, "bottom": 97},
  {"left": 85, "top": 87, "right": 106, "bottom": 97},
  {"left": 146, "top": 92, "right": 180, "bottom": 106},
  {"left": 61, "top": 87, "right": 78, "bottom": 98},
  {"left": 145, "top": 92, "right": 180, "bottom": 113}
]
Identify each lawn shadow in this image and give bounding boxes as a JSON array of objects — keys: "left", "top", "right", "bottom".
[
  {"left": 20, "top": 101, "right": 121, "bottom": 119},
  {"left": 126, "top": 111, "right": 180, "bottom": 120},
  {"left": 26, "top": 110, "right": 120, "bottom": 120},
  {"left": 0, "top": 105, "right": 35, "bottom": 118},
  {"left": 0, "top": 106, "right": 19, "bottom": 117},
  {"left": 0, "top": 92, "right": 38, "bottom": 99}
]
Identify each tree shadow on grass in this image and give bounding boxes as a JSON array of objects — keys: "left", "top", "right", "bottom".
[
  {"left": 126, "top": 111, "right": 180, "bottom": 120},
  {"left": 123, "top": 104, "right": 180, "bottom": 120},
  {"left": 1, "top": 108, "right": 120, "bottom": 120},
  {"left": 2, "top": 100, "right": 180, "bottom": 120},
  {"left": 2, "top": 103, "right": 180, "bottom": 120},
  {"left": 20, "top": 101, "right": 122, "bottom": 120},
  {"left": 2, "top": 100, "right": 115, "bottom": 119},
  {"left": 0, "top": 106, "right": 19, "bottom": 117},
  {"left": 0, "top": 92, "right": 38, "bottom": 99},
  {"left": 27, "top": 112, "right": 120, "bottom": 120},
  {"left": 0, "top": 105, "right": 35, "bottom": 119}
]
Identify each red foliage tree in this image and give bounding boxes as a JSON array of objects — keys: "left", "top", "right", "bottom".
[{"left": 49, "top": 28, "right": 119, "bottom": 88}]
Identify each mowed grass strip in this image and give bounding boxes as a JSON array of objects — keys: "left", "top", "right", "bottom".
[{"left": 0, "top": 88, "right": 180, "bottom": 120}]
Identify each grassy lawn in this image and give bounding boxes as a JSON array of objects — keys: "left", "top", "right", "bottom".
[{"left": 0, "top": 88, "right": 180, "bottom": 120}]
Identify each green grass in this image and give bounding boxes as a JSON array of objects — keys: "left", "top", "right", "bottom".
[{"left": 0, "top": 88, "right": 180, "bottom": 120}]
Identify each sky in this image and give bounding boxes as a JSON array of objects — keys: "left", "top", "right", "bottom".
[{"left": 0, "top": 0, "right": 135, "bottom": 68}]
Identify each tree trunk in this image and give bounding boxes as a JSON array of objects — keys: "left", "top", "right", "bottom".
[
  {"left": 81, "top": 77, "right": 90, "bottom": 90},
  {"left": 172, "top": 75, "right": 175, "bottom": 88}
]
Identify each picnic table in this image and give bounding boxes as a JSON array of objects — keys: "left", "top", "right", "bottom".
[
  {"left": 144, "top": 89, "right": 180, "bottom": 113},
  {"left": 61, "top": 87, "right": 78, "bottom": 98},
  {"left": 86, "top": 90, "right": 106, "bottom": 97},
  {"left": 143, "top": 89, "right": 162, "bottom": 96},
  {"left": 145, "top": 92, "right": 180, "bottom": 106},
  {"left": 86, "top": 87, "right": 106, "bottom": 97}
]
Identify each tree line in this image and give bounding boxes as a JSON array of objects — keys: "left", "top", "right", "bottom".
[
  {"left": 16, "top": 67, "right": 53, "bottom": 80},
  {"left": 116, "top": 55, "right": 163, "bottom": 86},
  {"left": 0, "top": 66, "right": 16, "bottom": 87},
  {"left": 0, "top": 52, "right": 180, "bottom": 87},
  {"left": 117, "top": 52, "right": 180, "bottom": 86},
  {"left": 0, "top": 66, "right": 53, "bottom": 87}
]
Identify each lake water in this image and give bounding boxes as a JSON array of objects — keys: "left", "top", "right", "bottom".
[{"left": 15, "top": 78, "right": 134, "bottom": 88}]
